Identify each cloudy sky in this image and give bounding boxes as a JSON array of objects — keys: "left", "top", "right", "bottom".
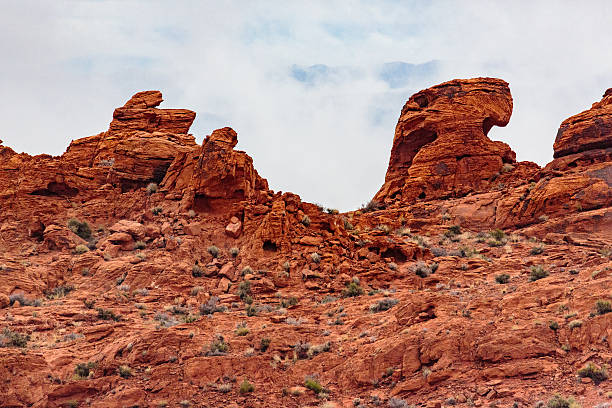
[{"left": 2, "top": 1, "right": 611, "bottom": 210}]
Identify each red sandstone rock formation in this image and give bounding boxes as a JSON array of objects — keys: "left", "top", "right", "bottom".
[{"left": 0, "top": 81, "right": 611, "bottom": 408}]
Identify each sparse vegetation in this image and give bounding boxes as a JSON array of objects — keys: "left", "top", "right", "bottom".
[
  {"left": 97, "top": 308, "right": 121, "bottom": 322},
  {"left": 74, "top": 244, "right": 89, "bottom": 254},
  {"left": 235, "top": 322, "right": 249, "bottom": 336},
  {"left": 444, "top": 225, "right": 461, "bottom": 238},
  {"left": 413, "top": 261, "right": 435, "bottom": 278},
  {"left": 577, "top": 362, "right": 608, "bottom": 383},
  {"left": 74, "top": 362, "right": 96, "bottom": 379},
  {"left": 342, "top": 280, "right": 364, "bottom": 297},
  {"left": 546, "top": 394, "right": 580, "bottom": 408},
  {"left": 260, "top": 337, "right": 271, "bottom": 352},
  {"left": 369, "top": 298, "right": 399, "bottom": 313},
  {"left": 134, "top": 240, "right": 146, "bottom": 250},
  {"left": 207, "top": 245, "right": 219, "bottom": 258},
  {"left": 229, "top": 247, "right": 239, "bottom": 257},
  {"left": 239, "top": 378, "right": 254, "bottom": 394},
  {"left": 495, "top": 273, "right": 510, "bottom": 284},
  {"left": 46, "top": 285, "right": 75, "bottom": 299},
  {"left": 595, "top": 300, "right": 612, "bottom": 315},
  {"left": 146, "top": 182, "right": 158, "bottom": 195},
  {"left": 237, "top": 280, "right": 252, "bottom": 301},
  {"left": 192, "top": 264, "right": 203, "bottom": 277},
  {"left": 360, "top": 199, "right": 385, "bottom": 213},
  {"left": 310, "top": 252, "right": 321, "bottom": 263},
  {"left": 67, "top": 218, "right": 92, "bottom": 240},
  {"left": 152, "top": 206, "right": 162, "bottom": 215},
  {"left": 304, "top": 376, "right": 322, "bottom": 394},
  {"left": 301, "top": 215, "right": 311, "bottom": 227},
  {"left": 529, "top": 265, "right": 549, "bottom": 281},
  {"left": 200, "top": 296, "right": 226, "bottom": 315},
  {"left": 568, "top": 319, "right": 583, "bottom": 329},
  {"left": 0, "top": 328, "right": 30, "bottom": 348},
  {"left": 206, "top": 335, "right": 229, "bottom": 356},
  {"left": 118, "top": 365, "right": 132, "bottom": 378},
  {"left": 530, "top": 245, "right": 545, "bottom": 255}
]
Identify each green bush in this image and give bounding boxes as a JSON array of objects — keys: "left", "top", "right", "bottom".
[
  {"left": 67, "top": 218, "right": 92, "bottom": 240},
  {"left": 342, "top": 281, "right": 364, "bottom": 298},
  {"left": 595, "top": 300, "right": 612, "bottom": 315},
  {"left": 495, "top": 274, "right": 510, "bottom": 284},
  {"left": 207, "top": 245, "right": 219, "bottom": 258},
  {"left": 304, "top": 376, "right": 322, "bottom": 394},
  {"left": 444, "top": 225, "right": 461, "bottom": 238},
  {"left": 97, "top": 308, "right": 121, "bottom": 322},
  {"left": 0, "top": 328, "right": 30, "bottom": 348},
  {"left": 260, "top": 337, "right": 271, "bottom": 352},
  {"left": 206, "top": 335, "right": 229, "bottom": 356},
  {"left": 118, "top": 365, "right": 132, "bottom": 378},
  {"left": 577, "top": 362, "right": 608, "bottom": 383},
  {"left": 546, "top": 394, "right": 580, "bottom": 408},
  {"left": 74, "top": 362, "right": 96, "bottom": 379},
  {"left": 146, "top": 183, "right": 158, "bottom": 195},
  {"left": 489, "top": 229, "right": 506, "bottom": 241},
  {"left": 529, "top": 265, "right": 549, "bottom": 281},
  {"left": 237, "top": 280, "right": 251, "bottom": 300},
  {"left": 239, "top": 379, "right": 254, "bottom": 394}
]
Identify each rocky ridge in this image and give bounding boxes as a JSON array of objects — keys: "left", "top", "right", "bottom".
[{"left": 0, "top": 78, "right": 611, "bottom": 408}]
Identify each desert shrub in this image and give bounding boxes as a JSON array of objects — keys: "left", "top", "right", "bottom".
[
  {"left": 134, "top": 241, "right": 146, "bottom": 250},
  {"left": 152, "top": 206, "right": 162, "bottom": 215},
  {"left": 595, "top": 300, "right": 612, "bottom": 315},
  {"left": 200, "top": 296, "right": 226, "bottom": 315},
  {"left": 320, "top": 295, "right": 338, "bottom": 304},
  {"left": 546, "top": 394, "right": 580, "bottom": 408},
  {"left": 530, "top": 245, "right": 545, "bottom": 255},
  {"left": 413, "top": 261, "right": 432, "bottom": 278},
  {"left": 74, "top": 362, "right": 96, "bottom": 379},
  {"left": 577, "top": 362, "right": 608, "bottom": 383},
  {"left": 0, "top": 328, "right": 30, "bottom": 348},
  {"left": 388, "top": 262, "right": 398, "bottom": 271},
  {"left": 280, "top": 297, "right": 299, "bottom": 308},
  {"left": 568, "top": 319, "right": 583, "bottom": 329},
  {"left": 307, "top": 342, "right": 331, "bottom": 358},
  {"left": 360, "top": 200, "right": 385, "bottom": 213},
  {"left": 118, "top": 365, "right": 132, "bottom": 378},
  {"left": 529, "top": 265, "right": 549, "bottom": 281},
  {"left": 301, "top": 215, "right": 311, "bottom": 227},
  {"left": 83, "top": 299, "right": 96, "bottom": 309},
  {"left": 343, "top": 218, "right": 354, "bottom": 230},
  {"left": 207, "top": 245, "right": 219, "bottom": 258},
  {"left": 444, "top": 225, "right": 461, "bottom": 238},
  {"left": 229, "top": 247, "right": 239, "bottom": 257},
  {"left": 495, "top": 274, "right": 510, "bottom": 284},
  {"left": 388, "top": 398, "right": 411, "bottom": 408},
  {"left": 9, "top": 293, "right": 39, "bottom": 307},
  {"left": 97, "top": 308, "right": 121, "bottom": 322},
  {"left": 235, "top": 322, "right": 249, "bottom": 336},
  {"left": 192, "top": 264, "right": 204, "bottom": 278},
  {"left": 237, "top": 280, "right": 252, "bottom": 300},
  {"left": 246, "top": 304, "right": 258, "bottom": 316},
  {"left": 304, "top": 376, "right": 322, "bottom": 393},
  {"left": 369, "top": 298, "right": 399, "bottom": 313},
  {"left": 67, "top": 218, "right": 92, "bottom": 240},
  {"left": 501, "top": 163, "right": 515, "bottom": 173},
  {"left": 549, "top": 320, "right": 559, "bottom": 330},
  {"left": 375, "top": 224, "right": 391, "bottom": 234},
  {"left": 146, "top": 182, "right": 158, "bottom": 195},
  {"left": 260, "top": 337, "right": 271, "bottom": 352},
  {"left": 46, "top": 285, "right": 75, "bottom": 299},
  {"left": 206, "top": 335, "right": 229, "bottom": 356},
  {"left": 342, "top": 281, "right": 364, "bottom": 298},
  {"left": 74, "top": 244, "right": 89, "bottom": 254},
  {"left": 239, "top": 378, "right": 254, "bottom": 394},
  {"left": 489, "top": 229, "right": 506, "bottom": 241},
  {"left": 310, "top": 252, "right": 321, "bottom": 263},
  {"left": 190, "top": 286, "right": 204, "bottom": 296}
]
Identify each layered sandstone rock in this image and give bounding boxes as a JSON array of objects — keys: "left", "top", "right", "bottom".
[{"left": 375, "top": 78, "right": 516, "bottom": 204}]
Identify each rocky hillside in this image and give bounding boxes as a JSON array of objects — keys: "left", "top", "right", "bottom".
[{"left": 0, "top": 78, "right": 611, "bottom": 408}]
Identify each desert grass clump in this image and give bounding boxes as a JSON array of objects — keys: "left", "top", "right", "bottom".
[
  {"left": 360, "top": 199, "right": 384, "bottom": 213},
  {"left": 97, "top": 308, "right": 121, "bottom": 322},
  {"left": 239, "top": 378, "right": 255, "bottom": 394},
  {"left": 207, "top": 245, "right": 219, "bottom": 258},
  {"left": 260, "top": 337, "right": 271, "bottom": 352},
  {"left": 577, "top": 362, "right": 608, "bottom": 384},
  {"left": 67, "top": 218, "right": 92, "bottom": 240},
  {"left": 152, "top": 206, "right": 162, "bottom": 215},
  {"left": 229, "top": 247, "right": 240, "bottom": 257},
  {"left": 191, "top": 263, "right": 204, "bottom": 278},
  {"left": 46, "top": 285, "right": 75, "bottom": 299},
  {"left": 529, "top": 265, "right": 549, "bottom": 281},
  {"left": 546, "top": 394, "right": 580, "bottom": 408},
  {"left": 235, "top": 322, "right": 249, "bottom": 336},
  {"left": 549, "top": 320, "right": 559, "bottom": 330},
  {"left": 413, "top": 261, "right": 433, "bottom": 278},
  {"left": 146, "top": 182, "right": 158, "bottom": 195},
  {"left": 342, "top": 280, "right": 364, "bottom": 298},
  {"left": 206, "top": 334, "right": 229, "bottom": 356},
  {"left": 530, "top": 245, "right": 545, "bottom": 255},
  {"left": 118, "top": 365, "right": 132, "bottom": 378},
  {"left": 595, "top": 300, "right": 612, "bottom": 315},
  {"left": 369, "top": 298, "right": 399, "bottom": 313},
  {"left": 280, "top": 296, "right": 298, "bottom": 308},
  {"left": 74, "top": 244, "right": 89, "bottom": 254},
  {"left": 0, "top": 328, "right": 30, "bottom": 348},
  {"left": 568, "top": 319, "right": 583, "bottom": 329},
  {"left": 74, "top": 362, "right": 96, "bottom": 379},
  {"left": 134, "top": 240, "right": 146, "bottom": 250},
  {"left": 282, "top": 261, "right": 291, "bottom": 272},
  {"left": 200, "top": 296, "right": 226, "bottom": 315},
  {"left": 301, "top": 215, "right": 311, "bottom": 227},
  {"left": 495, "top": 273, "right": 510, "bottom": 284},
  {"left": 310, "top": 252, "right": 321, "bottom": 264},
  {"left": 444, "top": 225, "right": 461, "bottom": 238},
  {"left": 237, "top": 280, "right": 251, "bottom": 301},
  {"left": 304, "top": 375, "right": 323, "bottom": 394}
]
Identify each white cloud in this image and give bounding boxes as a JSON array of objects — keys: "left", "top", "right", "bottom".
[{"left": 1, "top": 1, "right": 611, "bottom": 210}]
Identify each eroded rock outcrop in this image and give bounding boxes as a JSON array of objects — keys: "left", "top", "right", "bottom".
[{"left": 375, "top": 78, "right": 517, "bottom": 204}]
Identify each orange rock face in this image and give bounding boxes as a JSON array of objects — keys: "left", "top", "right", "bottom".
[
  {"left": 0, "top": 81, "right": 611, "bottom": 408},
  {"left": 375, "top": 78, "right": 516, "bottom": 204}
]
